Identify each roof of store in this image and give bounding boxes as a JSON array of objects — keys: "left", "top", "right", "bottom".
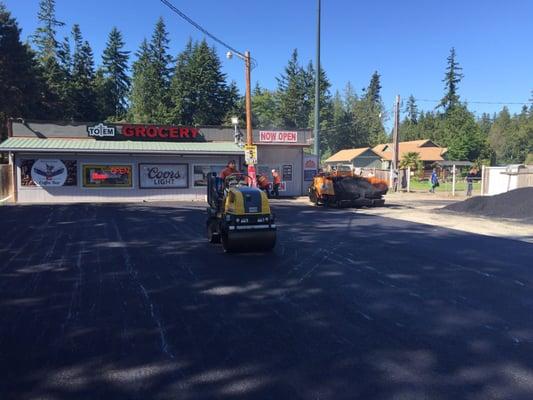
[
  {"left": 372, "top": 139, "right": 448, "bottom": 161},
  {"left": 0, "top": 137, "right": 244, "bottom": 155},
  {"left": 324, "top": 147, "right": 379, "bottom": 163}
]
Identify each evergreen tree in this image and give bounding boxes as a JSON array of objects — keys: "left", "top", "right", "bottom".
[
  {"left": 70, "top": 24, "right": 98, "bottom": 120},
  {"left": 360, "top": 71, "right": 387, "bottom": 145},
  {"left": 399, "top": 95, "right": 422, "bottom": 141},
  {"left": 99, "top": 27, "right": 130, "bottom": 119},
  {"left": 489, "top": 107, "right": 532, "bottom": 163},
  {"left": 343, "top": 82, "right": 358, "bottom": 110},
  {"left": 169, "top": 39, "right": 194, "bottom": 124},
  {"left": 150, "top": 18, "right": 173, "bottom": 84},
  {"left": 302, "top": 61, "right": 316, "bottom": 128},
  {"left": 149, "top": 17, "right": 173, "bottom": 121},
  {"left": 32, "top": 0, "right": 63, "bottom": 59},
  {"left": 170, "top": 40, "right": 231, "bottom": 125},
  {"left": 32, "top": 0, "right": 67, "bottom": 118},
  {"left": 0, "top": 3, "right": 45, "bottom": 139},
  {"left": 364, "top": 71, "right": 382, "bottom": 105},
  {"left": 130, "top": 39, "right": 156, "bottom": 123},
  {"left": 130, "top": 18, "right": 173, "bottom": 123},
  {"left": 251, "top": 83, "right": 279, "bottom": 128},
  {"left": 440, "top": 104, "right": 484, "bottom": 161},
  {"left": 404, "top": 95, "right": 418, "bottom": 124},
  {"left": 478, "top": 113, "right": 493, "bottom": 137},
  {"left": 224, "top": 81, "right": 243, "bottom": 124},
  {"left": 189, "top": 40, "right": 230, "bottom": 125},
  {"left": 94, "top": 68, "right": 109, "bottom": 121},
  {"left": 327, "top": 90, "right": 352, "bottom": 153},
  {"left": 277, "top": 49, "right": 310, "bottom": 128},
  {"left": 307, "top": 61, "right": 333, "bottom": 136},
  {"left": 57, "top": 36, "right": 71, "bottom": 72},
  {"left": 56, "top": 36, "right": 74, "bottom": 118},
  {"left": 418, "top": 111, "right": 441, "bottom": 143},
  {"left": 438, "top": 47, "right": 463, "bottom": 111},
  {"left": 488, "top": 107, "right": 512, "bottom": 162}
]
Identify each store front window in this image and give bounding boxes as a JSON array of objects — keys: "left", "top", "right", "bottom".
[
  {"left": 193, "top": 165, "right": 226, "bottom": 187},
  {"left": 82, "top": 165, "right": 133, "bottom": 188}
]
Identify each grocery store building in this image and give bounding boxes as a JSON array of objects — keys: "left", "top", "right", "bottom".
[{"left": 0, "top": 120, "right": 317, "bottom": 203}]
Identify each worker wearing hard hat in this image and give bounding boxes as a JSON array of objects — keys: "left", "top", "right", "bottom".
[
  {"left": 220, "top": 160, "right": 237, "bottom": 180},
  {"left": 257, "top": 174, "right": 271, "bottom": 197}
]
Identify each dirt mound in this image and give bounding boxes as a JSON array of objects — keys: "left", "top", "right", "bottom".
[{"left": 443, "top": 187, "right": 533, "bottom": 221}]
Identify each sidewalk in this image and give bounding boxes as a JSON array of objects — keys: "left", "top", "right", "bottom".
[{"left": 292, "top": 193, "right": 533, "bottom": 243}]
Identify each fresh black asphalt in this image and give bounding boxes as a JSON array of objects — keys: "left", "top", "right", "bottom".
[{"left": 0, "top": 201, "right": 532, "bottom": 400}]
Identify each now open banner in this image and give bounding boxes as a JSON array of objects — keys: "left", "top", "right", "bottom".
[{"left": 259, "top": 131, "right": 298, "bottom": 143}]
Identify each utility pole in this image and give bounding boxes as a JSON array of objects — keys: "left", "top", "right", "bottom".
[
  {"left": 244, "top": 51, "right": 253, "bottom": 147},
  {"left": 313, "top": 0, "right": 321, "bottom": 161},
  {"left": 244, "top": 50, "right": 257, "bottom": 187},
  {"left": 225, "top": 49, "right": 256, "bottom": 186},
  {"left": 391, "top": 95, "right": 400, "bottom": 191}
]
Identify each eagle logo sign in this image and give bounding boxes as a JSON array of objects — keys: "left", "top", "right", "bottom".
[
  {"left": 33, "top": 164, "right": 65, "bottom": 180},
  {"left": 31, "top": 159, "right": 68, "bottom": 187}
]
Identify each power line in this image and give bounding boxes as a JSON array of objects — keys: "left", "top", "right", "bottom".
[
  {"left": 415, "top": 98, "right": 532, "bottom": 105},
  {"left": 159, "top": 0, "right": 257, "bottom": 69}
]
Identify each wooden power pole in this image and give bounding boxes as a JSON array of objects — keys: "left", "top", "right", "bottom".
[{"left": 244, "top": 50, "right": 253, "bottom": 147}]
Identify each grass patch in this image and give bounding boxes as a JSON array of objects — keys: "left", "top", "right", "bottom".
[{"left": 409, "top": 179, "right": 481, "bottom": 193}]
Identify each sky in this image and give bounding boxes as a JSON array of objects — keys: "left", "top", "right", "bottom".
[{"left": 4, "top": 0, "right": 533, "bottom": 122}]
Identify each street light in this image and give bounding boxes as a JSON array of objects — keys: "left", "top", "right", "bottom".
[
  {"left": 231, "top": 116, "right": 241, "bottom": 145},
  {"left": 226, "top": 50, "right": 256, "bottom": 187}
]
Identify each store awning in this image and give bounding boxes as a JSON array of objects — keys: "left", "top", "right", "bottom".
[{"left": 0, "top": 137, "right": 244, "bottom": 155}]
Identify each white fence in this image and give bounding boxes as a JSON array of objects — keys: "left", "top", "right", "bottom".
[
  {"left": 0, "top": 164, "right": 13, "bottom": 203},
  {"left": 481, "top": 165, "right": 533, "bottom": 196}
]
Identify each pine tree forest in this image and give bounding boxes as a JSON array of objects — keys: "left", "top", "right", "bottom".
[{"left": 0, "top": 1, "right": 531, "bottom": 164}]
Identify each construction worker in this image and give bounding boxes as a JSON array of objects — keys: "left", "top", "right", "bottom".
[
  {"left": 271, "top": 169, "right": 281, "bottom": 198},
  {"left": 220, "top": 160, "right": 237, "bottom": 180},
  {"left": 257, "top": 174, "right": 271, "bottom": 196}
]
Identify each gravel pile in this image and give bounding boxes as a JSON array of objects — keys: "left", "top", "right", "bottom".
[{"left": 443, "top": 187, "right": 533, "bottom": 221}]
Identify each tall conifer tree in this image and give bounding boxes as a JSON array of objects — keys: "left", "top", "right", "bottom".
[
  {"left": 32, "top": 0, "right": 66, "bottom": 118},
  {"left": 70, "top": 24, "right": 98, "bottom": 120},
  {"left": 99, "top": 27, "right": 130, "bottom": 119},
  {"left": 0, "top": 4, "right": 44, "bottom": 139},
  {"left": 438, "top": 47, "right": 463, "bottom": 112},
  {"left": 130, "top": 39, "right": 155, "bottom": 123}
]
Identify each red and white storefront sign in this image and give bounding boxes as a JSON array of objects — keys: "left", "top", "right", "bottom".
[{"left": 259, "top": 131, "right": 298, "bottom": 143}]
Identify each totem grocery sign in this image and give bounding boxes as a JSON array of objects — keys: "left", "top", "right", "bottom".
[
  {"left": 259, "top": 131, "right": 298, "bottom": 143},
  {"left": 87, "top": 123, "right": 204, "bottom": 142},
  {"left": 139, "top": 164, "right": 188, "bottom": 189}
]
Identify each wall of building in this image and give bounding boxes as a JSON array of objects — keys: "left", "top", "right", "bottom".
[
  {"left": 482, "top": 165, "right": 533, "bottom": 196},
  {"left": 14, "top": 147, "right": 307, "bottom": 203},
  {"left": 8, "top": 120, "right": 311, "bottom": 202},
  {"left": 256, "top": 145, "right": 304, "bottom": 196},
  {"left": 15, "top": 153, "right": 241, "bottom": 203}
]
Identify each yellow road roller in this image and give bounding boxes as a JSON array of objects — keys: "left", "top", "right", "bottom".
[{"left": 206, "top": 173, "right": 276, "bottom": 252}]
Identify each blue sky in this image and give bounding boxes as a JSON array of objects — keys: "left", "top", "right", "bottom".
[{"left": 5, "top": 0, "right": 533, "bottom": 121}]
